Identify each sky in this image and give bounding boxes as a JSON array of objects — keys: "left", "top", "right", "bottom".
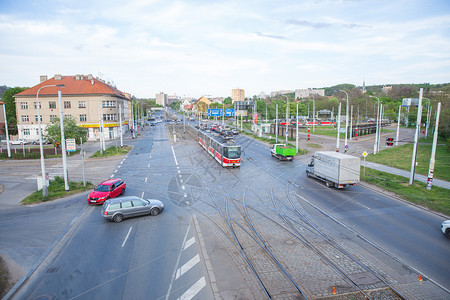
[{"left": 1, "top": 0, "right": 449, "bottom": 99}]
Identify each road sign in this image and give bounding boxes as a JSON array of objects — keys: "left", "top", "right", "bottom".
[
  {"left": 208, "top": 109, "right": 222, "bottom": 117},
  {"left": 225, "top": 109, "right": 235, "bottom": 116},
  {"left": 362, "top": 151, "right": 368, "bottom": 157},
  {"left": 66, "top": 138, "right": 76, "bottom": 152}
]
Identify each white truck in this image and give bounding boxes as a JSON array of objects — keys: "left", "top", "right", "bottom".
[{"left": 306, "top": 151, "right": 360, "bottom": 188}]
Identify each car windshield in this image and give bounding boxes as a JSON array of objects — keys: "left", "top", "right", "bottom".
[{"left": 94, "top": 185, "right": 110, "bottom": 192}]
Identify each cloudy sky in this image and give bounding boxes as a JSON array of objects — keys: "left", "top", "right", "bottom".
[{"left": 1, "top": 0, "right": 449, "bottom": 98}]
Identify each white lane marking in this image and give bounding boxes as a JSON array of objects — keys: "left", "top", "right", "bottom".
[
  {"left": 175, "top": 254, "right": 200, "bottom": 279},
  {"left": 166, "top": 223, "right": 191, "bottom": 300},
  {"left": 180, "top": 179, "right": 183, "bottom": 183},
  {"left": 114, "top": 170, "right": 118, "bottom": 173},
  {"left": 178, "top": 277, "right": 206, "bottom": 300},
  {"left": 141, "top": 191, "right": 144, "bottom": 198},
  {"left": 182, "top": 186, "right": 185, "bottom": 190},
  {"left": 178, "top": 170, "right": 181, "bottom": 174},
  {"left": 145, "top": 177, "right": 148, "bottom": 183},
  {"left": 148, "top": 163, "right": 150, "bottom": 168},
  {"left": 179, "top": 175, "right": 182, "bottom": 178},
  {"left": 171, "top": 146, "right": 178, "bottom": 166},
  {"left": 184, "top": 237, "right": 195, "bottom": 250},
  {"left": 120, "top": 161, "right": 124, "bottom": 165},
  {"left": 121, "top": 227, "right": 132, "bottom": 248},
  {"left": 110, "top": 174, "right": 114, "bottom": 178},
  {"left": 118, "top": 165, "right": 121, "bottom": 168}
]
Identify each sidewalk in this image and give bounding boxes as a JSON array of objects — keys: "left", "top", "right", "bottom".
[{"left": 361, "top": 160, "right": 450, "bottom": 189}]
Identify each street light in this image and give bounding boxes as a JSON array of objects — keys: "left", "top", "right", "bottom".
[
  {"left": 0, "top": 101, "right": 11, "bottom": 158},
  {"left": 369, "top": 95, "right": 380, "bottom": 154},
  {"left": 282, "top": 95, "right": 289, "bottom": 143},
  {"left": 422, "top": 97, "right": 431, "bottom": 139},
  {"left": 339, "top": 90, "right": 349, "bottom": 153},
  {"left": 36, "top": 84, "right": 65, "bottom": 197}
]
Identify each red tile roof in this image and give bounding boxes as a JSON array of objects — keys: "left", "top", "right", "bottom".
[{"left": 15, "top": 75, "right": 129, "bottom": 100}]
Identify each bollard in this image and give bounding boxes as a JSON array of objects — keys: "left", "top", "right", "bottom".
[
  {"left": 307, "top": 127, "right": 310, "bottom": 142},
  {"left": 332, "top": 286, "right": 336, "bottom": 294},
  {"left": 355, "top": 127, "right": 358, "bottom": 141},
  {"left": 418, "top": 274, "right": 422, "bottom": 281}
]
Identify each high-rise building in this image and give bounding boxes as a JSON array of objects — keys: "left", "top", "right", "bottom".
[
  {"left": 155, "top": 92, "right": 168, "bottom": 106},
  {"left": 232, "top": 89, "right": 245, "bottom": 103}
]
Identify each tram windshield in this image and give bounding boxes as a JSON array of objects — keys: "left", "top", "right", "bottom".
[{"left": 224, "top": 146, "right": 241, "bottom": 159}]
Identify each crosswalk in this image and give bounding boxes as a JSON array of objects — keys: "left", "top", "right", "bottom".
[{"left": 167, "top": 227, "right": 208, "bottom": 300}]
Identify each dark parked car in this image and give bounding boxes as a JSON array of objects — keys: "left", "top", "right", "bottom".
[
  {"left": 87, "top": 178, "right": 126, "bottom": 204},
  {"left": 102, "top": 196, "right": 164, "bottom": 223}
]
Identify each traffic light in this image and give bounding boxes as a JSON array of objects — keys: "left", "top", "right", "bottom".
[{"left": 386, "top": 137, "right": 394, "bottom": 146}]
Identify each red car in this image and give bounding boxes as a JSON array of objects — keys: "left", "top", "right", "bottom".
[{"left": 87, "top": 178, "right": 126, "bottom": 204}]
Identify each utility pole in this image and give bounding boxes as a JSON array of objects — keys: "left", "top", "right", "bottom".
[
  {"left": 409, "top": 88, "right": 423, "bottom": 185},
  {"left": 58, "top": 91, "right": 69, "bottom": 191},
  {"left": 296, "top": 103, "right": 299, "bottom": 153},
  {"left": 426, "top": 102, "right": 441, "bottom": 190},
  {"left": 396, "top": 105, "right": 401, "bottom": 146},
  {"left": 275, "top": 104, "right": 278, "bottom": 144},
  {"left": 336, "top": 102, "right": 341, "bottom": 152},
  {"left": 119, "top": 104, "right": 123, "bottom": 147}
]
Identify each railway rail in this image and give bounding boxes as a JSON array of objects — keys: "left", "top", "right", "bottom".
[{"left": 163, "top": 120, "right": 445, "bottom": 299}]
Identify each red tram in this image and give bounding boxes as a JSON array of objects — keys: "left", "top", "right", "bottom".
[{"left": 198, "top": 131, "right": 241, "bottom": 167}]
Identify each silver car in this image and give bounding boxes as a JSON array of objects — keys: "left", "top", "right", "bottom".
[{"left": 101, "top": 196, "right": 164, "bottom": 223}]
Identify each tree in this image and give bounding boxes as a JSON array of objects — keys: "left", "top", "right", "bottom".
[
  {"left": 44, "top": 116, "right": 87, "bottom": 145},
  {"left": 1, "top": 87, "right": 27, "bottom": 135},
  {"left": 224, "top": 97, "right": 232, "bottom": 105}
]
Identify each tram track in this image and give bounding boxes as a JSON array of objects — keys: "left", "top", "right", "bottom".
[{"left": 167, "top": 122, "right": 411, "bottom": 299}]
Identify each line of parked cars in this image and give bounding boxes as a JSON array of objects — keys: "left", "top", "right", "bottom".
[{"left": 87, "top": 178, "right": 164, "bottom": 223}]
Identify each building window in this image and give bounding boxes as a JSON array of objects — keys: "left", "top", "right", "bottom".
[
  {"left": 102, "top": 100, "right": 116, "bottom": 108},
  {"left": 103, "top": 114, "right": 116, "bottom": 121},
  {"left": 49, "top": 101, "right": 56, "bottom": 109},
  {"left": 20, "top": 102, "right": 28, "bottom": 110},
  {"left": 80, "top": 115, "right": 87, "bottom": 122},
  {"left": 78, "top": 101, "right": 86, "bottom": 108},
  {"left": 23, "top": 128, "right": 30, "bottom": 136},
  {"left": 50, "top": 115, "right": 57, "bottom": 122},
  {"left": 35, "top": 115, "right": 42, "bottom": 122},
  {"left": 64, "top": 101, "right": 71, "bottom": 109},
  {"left": 35, "top": 129, "right": 39, "bottom": 136},
  {"left": 34, "top": 102, "right": 41, "bottom": 109},
  {"left": 22, "top": 115, "right": 29, "bottom": 122}
]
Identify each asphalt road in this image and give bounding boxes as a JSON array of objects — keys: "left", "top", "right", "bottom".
[
  {"left": 8, "top": 121, "right": 215, "bottom": 300},
  {"left": 1, "top": 116, "right": 449, "bottom": 299}
]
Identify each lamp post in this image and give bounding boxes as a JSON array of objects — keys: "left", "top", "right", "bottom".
[
  {"left": 0, "top": 101, "right": 11, "bottom": 158},
  {"left": 369, "top": 95, "right": 380, "bottom": 154},
  {"left": 282, "top": 95, "right": 289, "bottom": 143},
  {"left": 339, "top": 90, "right": 349, "bottom": 153},
  {"left": 423, "top": 97, "right": 431, "bottom": 139},
  {"left": 36, "top": 84, "right": 65, "bottom": 197}
]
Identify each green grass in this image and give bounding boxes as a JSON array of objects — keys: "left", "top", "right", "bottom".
[
  {"left": 362, "top": 167, "right": 450, "bottom": 215},
  {"left": 240, "top": 131, "right": 308, "bottom": 155},
  {"left": 21, "top": 176, "right": 94, "bottom": 204},
  {"left": 365, "top": 136, "right": 450, "bottom": 181},
  {"left": 90, "top": 146, "right": 132, "bottom": 158}
]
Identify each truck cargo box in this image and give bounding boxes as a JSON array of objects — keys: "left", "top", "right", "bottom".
[
  {"left": 275, "top": 146, "right": 296, "bottom": 156},
  {"left": 309, "top": 151, "right": 360, "bottom": 187}
]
